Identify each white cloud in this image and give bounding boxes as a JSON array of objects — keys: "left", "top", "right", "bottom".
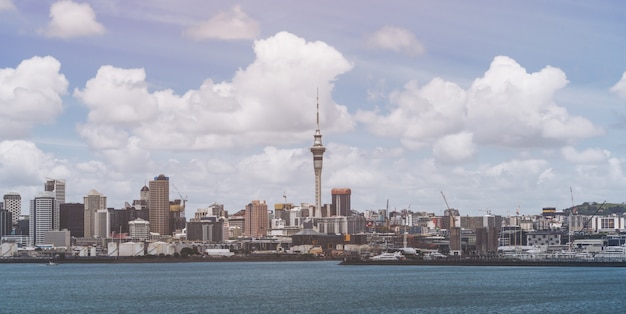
[
  {"left": 238, "top": 147, "right": 308, "bottom": 184},
  {"left": 0, "top": 56, "right": 68, "bottom": 138},
  {"left": 357, "top": 56, "right": 602, "bottom": 158},
  {"left": 42, "top": 0, "right": 105, "bottom": 39},
  {"left": 366, "top": 26, "right": 425, "bottom": 56},
  {"left": 432, "top": 132, "right": 476, "bottom": 163},
  {"left": 561, "top": 146, "right": 610, "bottom": 164},
  {"left": 537, "top": 168, "right": 554, "bottom": 185},
  {"left": 0, "top": 140, "right": 70, "bottom": 186},
  {"left": 0, "top": 0, "right": 15, "bottom": 11},
  {"left": 610, "top": 71, "right": 626, "bottom": 100},
  {"left": 183, "top": 5, "right": 259, "bottom": 40},
  {"left": 74, "top": 32, "right": 354, "bottom": 158},
  {"left": 356, "top": 78, "right": 467, "bottom": 150}
]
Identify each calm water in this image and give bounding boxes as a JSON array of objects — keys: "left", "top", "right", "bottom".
[{"left": 2, "top": 261, "right": 625, "bottom": 313}]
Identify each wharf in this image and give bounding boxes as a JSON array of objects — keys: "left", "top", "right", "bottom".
[{"left": 339, "top": 258, "right": 626, "bottom": 267}]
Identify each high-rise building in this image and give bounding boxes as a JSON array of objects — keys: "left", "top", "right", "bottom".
[
  {"left": 149, "top": 174, "right": 170, "bottom": 236},
  {"left": 244, "top": 200, "right": 268, "bottom": 238},
  {"left": 60, "top": 203, "right": 84, "bottom": 238},
  {"left": 44, "top": 179, "right": 65, "bottom": 205},
  {"left": 3, "top": 192, "right": 21, "bottom": 225},
  {"left": 0, "top": 209, "right": 12, "bottom": 236},
  {"left": 331, "top": 188, "right": 352, "bottom": 217},
  {"left": 310, "top": 95, "right": 326, "bottom": 218},
  {"left": 29, "top": 192, "right": 57, "bottom": 246},
  {"left": 83, "top": 189, "right": 107, "bottom": 237}
]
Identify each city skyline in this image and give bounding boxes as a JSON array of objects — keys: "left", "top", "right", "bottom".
[{"left": 1, "top": 1, "right": 626, "bottom": 217}]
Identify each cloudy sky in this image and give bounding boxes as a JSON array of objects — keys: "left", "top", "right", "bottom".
[{"left": 1, "top": 0, "right": 626, "bottom": 217}]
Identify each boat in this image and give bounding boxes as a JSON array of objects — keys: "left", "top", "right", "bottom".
[
  {"left": 370, "top": 251, "right": 404, "bottom": 261},
  {"left": 46, "top": 261, "right": 58, "bottom": 266}
]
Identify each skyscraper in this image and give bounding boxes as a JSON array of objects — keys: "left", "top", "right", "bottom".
[
  {"left": 310, "top": 95, "right": 326, "bottom": 218},
  {"left": 3, "top": 192, "right": 21, "bottom": 225},
  {"left": 84, "top": 189, "right": 107, "bottom": 238},
  {"left": 244, "top": 200, "right": 268, "bottom": 238},
  {"left": 29, "top": 192, "right": 57, "bottom": 246},
  {"left": 149, "top": 174, "right": 170, "bottom": 236},
  {"left": 44, "top": 179, "right": 65, "bottom": 205},
  {"left": 331, "top": 188, "right": 352, "bottom": 217}
]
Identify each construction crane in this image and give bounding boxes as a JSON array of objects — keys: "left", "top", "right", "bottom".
[
  {"left": 171, "top": 183, "right": 188, "bottom": 218},
  {"left": 581, "top": 201, "right": 606, "bottom": 233},
  {"left": 441, "top": 191, "right": 451, "bottom": 211}
]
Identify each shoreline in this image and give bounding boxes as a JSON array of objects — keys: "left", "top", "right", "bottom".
[
  {"left": 0, "top": 254, "right": 333, "bottom": 264},
  {"left": 340, "top": 258, "right": 626, "bottom": 267}
]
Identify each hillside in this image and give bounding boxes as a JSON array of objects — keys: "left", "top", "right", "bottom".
[{"left": 563, "top": 202, "right": 626, "bottom": 216}]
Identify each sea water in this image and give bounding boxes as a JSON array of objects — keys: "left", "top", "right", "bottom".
[{"left": 2, "top": 261, "right": 625, "bottom": 313}]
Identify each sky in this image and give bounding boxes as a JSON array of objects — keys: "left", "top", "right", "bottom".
[{"left": 1, "top": 0, "right": 626, "bottom": 218}]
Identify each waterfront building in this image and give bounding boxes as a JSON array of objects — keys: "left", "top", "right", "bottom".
[
  {"left": 60, "top": 203, "right": 84, "bottom": 238},
  {"left": 83, "top": 189, "right": 106, "bottom": 237},
  {"left": 310, "top": 95, "right": 326, "bottom": 218},
  {"left": 129, "top": 218, "right": 150, "bottom": 240},
  {"left": 244, "top": 200, "right": 268, "bottom": 238},
  {"left": 45, "top": 230, "right": 71, "bottom": 247},
  {"left": 3, "top": 192, "right": 21, "bottom": 225},
  {"left": 149, "top": 174, "right": 170, "bottom": 236},
  {"left": 187, "top": 218, "right": 225, "bottom": 242},
  {"left": 331, "top": 188, "right": 351, "bottom": 217},
  {"left": 29, "top": 192, "right": 57, "bottom": 246}
]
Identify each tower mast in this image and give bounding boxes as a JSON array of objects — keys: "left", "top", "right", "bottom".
[{"left": 310, "top": 90, "right": 326, "bottom": 218}]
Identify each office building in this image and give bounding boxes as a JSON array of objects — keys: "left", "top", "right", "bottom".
[
  {"left": 44, "top": 179, "right": 65, "bottom": 204},
  {"left": 3, "top": 193, "right": 21, "bottom": 225},
  {"left": 245, "top": 200, "right": 268, "bottom": 238},
  {"left": 331, "top": 188, "right": 351, "bottom": 217},
  {"left": 149, "top": 174, "right": 170, "bottom": 236},
  {"left": 60, "top": 203, "right": 84, "bottom": 238},
  {"left": 29, "top": 192, "right": 57, "bottom": 246},
  {"left": 0, "top": 209, "right": 11, "bottom": 236},
  {"left": 84, "top": 189, "right": 107, "bottom": 237}
]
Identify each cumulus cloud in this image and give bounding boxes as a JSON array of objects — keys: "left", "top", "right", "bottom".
[
  {"left": 42, "top": 0, "right": 105, "bottom": 39},
  {"left": 183, "top": 5, "right": 259, "bottom": 40},
  {"left": 610, "top": 71, "right": 626, "bottom": 100},
  {"left": 356, "top": 77, "right": 467, "bottom": 150},
  {"left": 0, "top": 56, "right": 68, "bottom": 138},
  {"left": 0, "top": 0, "right": 15, "bottom": 11},
  {"left": 0, "top": 140, "right": 70, "bottom": 186},
  {"left": 74, "top": 31, "right": 354, "bottom": 158},
  {"left": 357, "top": 56, "right": 602, "bottom": 163},
  {"left": 467, "top": 56, "right": 601, "bottom": 146},
  {"left": 561, "top": 146, "right": 610, "bottom": 164},
  {"left": 366, "top": 26, "right": 425, "bottom": 56},
  {"left": 432, "top": 132, "right": 476, "bottom": 163}
]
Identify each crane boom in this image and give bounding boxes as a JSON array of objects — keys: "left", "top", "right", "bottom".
[{"left": 441, "top": 191, "right": 451, "bottom": 210}]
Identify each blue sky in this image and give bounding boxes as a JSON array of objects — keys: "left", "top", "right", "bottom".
[{"left": 1, "top": 0, "right": 626, "bottom": 217}]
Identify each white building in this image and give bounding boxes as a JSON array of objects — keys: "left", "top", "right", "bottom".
[
  {"left": 129, "top": 218, "right": 150, "bottom": 240},
  {"left": 29, "top": 192, "right": 57, "bottom": 246}
]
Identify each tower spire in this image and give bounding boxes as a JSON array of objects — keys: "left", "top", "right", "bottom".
[{"left": 311, "top": 89, "right": 326, "bottom": 218}]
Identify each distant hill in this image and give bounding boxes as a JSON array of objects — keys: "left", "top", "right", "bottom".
[{"left": 563, "top": 202, "right": 626, "bottom": 216}]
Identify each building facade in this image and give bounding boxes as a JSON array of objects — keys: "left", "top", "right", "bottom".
[
  {"left": 60, "top": 203, "right": 84, "bottom": 238},
  {"left": 245, "top": 200, "right": 268, "bottom": 238},
  {"left": 29, "top": 192, "right": 57, "bottom": 246},
  {"left": 149, "top": 174, "right": 170, "bottom": 236},
  {"left": 3, "top": 193, "right": 21, "bottom": 225},
  {"left": 331, "top": 188, "right": 351, "bottom": 217},
  {"left": 84, "top": 189, "right": 106, "bottom": 238}
]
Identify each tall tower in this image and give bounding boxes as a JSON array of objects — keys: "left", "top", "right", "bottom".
[
  {"left": 149, "top": 174, "right": 170, "bottom": 236},
  {"left": 310, "top": 94, "right": 326, "bottom": 218}
]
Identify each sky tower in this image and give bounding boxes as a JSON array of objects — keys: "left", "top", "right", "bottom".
[{"left": 310, "top": 93, "right": 326, "bottom": 218}]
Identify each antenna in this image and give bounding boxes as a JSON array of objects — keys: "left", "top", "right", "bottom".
[{"left": 316, "top": 88, "right": 320, "bottom": 130}]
